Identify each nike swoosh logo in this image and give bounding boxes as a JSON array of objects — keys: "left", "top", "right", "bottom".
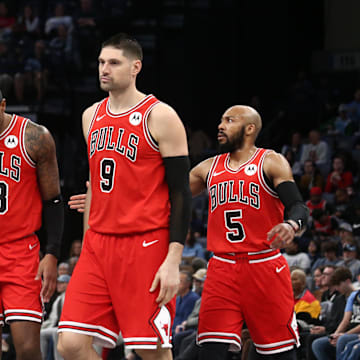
[
  {"left": 213, "top": 170, "right": 226, "bottom": 177},
  {"left": 29, "top": 243, "right": 38, "bottom": 250},
  {"left": 96, "top": 114, "right": 106, "bottom": 122},
  {"left": 276, "top": 265, "right": 286, "bottom": 273},
  {"left": 142, "top": 239, "right": 159, "bottom": 248}
]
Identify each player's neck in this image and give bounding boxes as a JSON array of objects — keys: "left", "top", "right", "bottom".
[
  {"left": 108, "top": 88, "right": 146, "bottom": 114},
  {"left": 0, "top": 113, "right": 12, "bottom": 134},
  {"left": 229, "top": 145, "right": 257, "bottom": 166}
]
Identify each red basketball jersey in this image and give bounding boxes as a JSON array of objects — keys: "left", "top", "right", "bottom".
[
  {"left": 0, "top": 115, "right": 42, "bottom": 243},
  {"left": 207, "top": 148, "right": 284, "bottom": 253},
  {"left": 88, "top": 95, "right": 170, "bottom": 235}
]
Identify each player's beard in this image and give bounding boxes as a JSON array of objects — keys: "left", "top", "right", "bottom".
[{"left": 218, "top": 126, "right": 245, "bottom": 154}]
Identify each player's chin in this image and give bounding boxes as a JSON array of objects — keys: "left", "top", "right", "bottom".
[{"left": 100, "top": 83, "right": 113, "bottom": 91}]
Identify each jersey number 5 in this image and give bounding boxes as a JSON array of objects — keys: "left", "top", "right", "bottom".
[
  {"left": 224, "top": 210, "right": 245, "bottom": 242},
  {"left": 0, "top": 181, "right": 8, "bottom": 214},
  {"left": 100, "top": 158, "right": 115, "bottom": 193}
]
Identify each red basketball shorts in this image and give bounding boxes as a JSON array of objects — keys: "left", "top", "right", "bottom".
[
  {"left": 198, "top": 250, "right": 299, "bottom": 355},
  {"left": 0, "top": 234, "right": 43, "bottom": 325},
  {"left": 59, "top": 228, "right": 176, "bottom": 350}
]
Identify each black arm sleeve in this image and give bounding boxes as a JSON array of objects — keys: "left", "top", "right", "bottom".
[
  {"left": 42, "top": 195, "right": 64, "bottom": 259},
  {"left": 275, "top": 181, "right": 309, "bottom": 231},
  {"left": 163, "top": 156, "right": 192, "bottom": 245}
]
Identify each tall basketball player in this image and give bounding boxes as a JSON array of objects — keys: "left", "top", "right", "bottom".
[
  {"left": 57, "top": 33, "right": 191, "bottom": 360},
  {"left": 190, "top": 105, "right": 309, "bottom": 360},
  {"left": 0, "top": 90, "right": 63, "bottom": 360}
]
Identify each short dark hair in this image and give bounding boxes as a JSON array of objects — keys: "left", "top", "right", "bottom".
[
  {"left": 101, "top": 33, "right": 143, "bottom": 60},
  {"left": 330, "top": 266, "right": 352, "bottom": 286},
  {"left": 321, "top": 241, "right": 338, "bottom": 254},
  {"left": 0, "top": 89, "right": 2, "bottom": 101}
]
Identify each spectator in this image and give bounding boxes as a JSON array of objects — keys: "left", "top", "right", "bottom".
[
  {"left": 337, "top": 222, "right": 354, "bottom": 246},
  {"left": 0, "top": 39, "right": 24, "bottom": 103},
  {"left": 172, "top": 271, "right": 200, "bottom": 333},
  {"left": 306, "top": 187, "right": 327, "bottom": 217},
  {"left": 23, "top": 39, "right": 50, "bottom": 102},
  {"left": 182, "top": 229, "right": 205, "bottom": 261},
  {"left": 69, "top": 239, "right": 82, "bottom": 258},
  {"left": 291, "top": 268, "right": 321, "bottom": 323},
  {"left": 283, "top": 148, "right": 302, "bottom": 179},
  {"left": 40, "top": 274, "right": 70, "bottom": 360},
  {"left": 173, "top": 269, "right": 206, "bottom": 359},
  {"left": 336, "top": 242, "right": 360, "bottom": 281},
  {"left": 192, "top": 268, "right": 206, "bottom": 296},
  {"left": 312, "top": 208, "right": 338, "bottom": 239},
  {"left": 281, "top": 131, "right": 304, "bottom": 163},
  {"left": 57, "top": 262, "right": 70, "bottom": 276},
  {"left": 298, "top": 162, "right": 325, "bottom": 199},
  {"left": 68, "top": 256, "right": 79, "bottom": 275},
  {"left": 190, "top": 257, "right": 207, "bottom": 274},
  {"left": 333, "top": 188, "right": 355, "bottom": 223},
  {"left": 311, "top": 241, "right": 339, "bottom": 273},
  {"left": 312, "top": 267, "right": 359, "bottom": 360},
  {"left": 312, "top": 265, "right": 326, "bottom": 301},
  {"left": 0, "top": 1, "right": 15, "bottom": 34},
  {"left": 333, "top": 104, "right": 354, "bottom": 136},
  {"left": 45, "top": 2, "right": 73, "bottom": 38},
  {"left": 306, "top": 267, "right": 347, "bottom": 360},
  {"left": 308, "top": 240, "right": 321, "bottom": 270},
  {"left": 16, "top": 3, "right": 40, "bottom": 37},
  {"left": 347, "top": 88, "right": 360, "bottom": 125},
  {"left": 283, "top": 238, "right": 311, "bottom": 273},
  {"left": 324, "top": 155, "right": 353, "bottom": 194},
  {"left": 72, "top": 0, "right": 101, "bottom": 74},
  {"left": 300, "top": 129, "right": 330, "bottom": 172}
]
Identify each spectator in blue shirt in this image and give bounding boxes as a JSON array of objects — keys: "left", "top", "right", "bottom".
[
  {"left": 182, "top": 229, "right": 205, "bottom": 260},
  {"left": 172, "top": 271, "right": 200, "bottom": 333}
]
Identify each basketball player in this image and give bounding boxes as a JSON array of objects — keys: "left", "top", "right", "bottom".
[
  {"left": 0, "top": 90, "right": 63, "bottom": 360},
  {"left": 57, "top": 34, "right": 191, "bottom": 360},
  {"left": 190, "top": 105, "right": 309, "bottom": 360}
]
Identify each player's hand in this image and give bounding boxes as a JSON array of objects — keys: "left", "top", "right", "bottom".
[
  {"left": 149, "top": 258, "right": 180, "bottom": 307},
  {"left": 68, "top": 181, "right": 89, "bottom": 213},
  {"left": 267, "top": 222, "right": 295, "bottom": 249},
  {"left": 35, "top": 254, "right": 58, "bottom": 303},
  {"left": 68, "top": 193, "right": 86, "bottom": 212}
]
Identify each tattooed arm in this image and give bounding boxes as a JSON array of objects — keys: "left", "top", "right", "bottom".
[{"left": 25, "top": 121, "right": 62, "bottom": 302}]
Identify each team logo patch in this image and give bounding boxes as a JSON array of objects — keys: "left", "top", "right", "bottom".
[
  {"left": 129, "top": 112, "right": 142, "bottom": 126},
  {"left": 4, "top": 135, "right": 18, "bottom": 149},
  {"left": 245, "top": 164, "right": 257, "bottom": 176},
  {"left": 152, "top": 306, "right": 171, "bottom": 346}
]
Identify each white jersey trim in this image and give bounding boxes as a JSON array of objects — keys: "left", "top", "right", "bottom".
[
  {"left": 198, "top": 332, "right": 241, "bottom": 342},
  {"left": 4, "top": 309, "right": 43, "bottom": 316},
  {"left": 224, "top": 148, "right": 261, "bottom": 173},
  {"left": 124, "top": 337, "right": 158, "bottom": 342},
  {"left": 58, "top": 321, "right": 119, "bottom": 338},
  {"left": 0, "top": 114, "right": 16, "bottom": 140},
  {"left": 257, "top": 150, "right": 278, "bottom": 198},
  {"left": 20, "top": 119, "right": 36, "bottom": 168},
  {"left": 212, "top": 255, "right": 236, "bottom": 264},
  {"left": 256, "top": 345, "right": 295, "bottom": 355},
  {"left": 249, "top": 253, "right": 281, "bottom": 264},
  {"left": 248, "top": 248, "right": 275, "bottom": 255},
  {"left": 207, "top": 155, "right": 220, "bottom": 189},
  {"left": 143, "top": 101, "right": 160, "bottom": 151},
  {"left": 106, "top": 94, "right": 155, "bottom": 118},
  {"left": 254, "top": 339, "right": 296, "bottom": 349},
  {"left": 87, "top": 100, "right": 104, "bottom": 138},
  {"left": 58, "top": 328, "right": 117, "bottom": 348},
  {"left": 5, "top": 316, "right": 42, "bottom": 323}
]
